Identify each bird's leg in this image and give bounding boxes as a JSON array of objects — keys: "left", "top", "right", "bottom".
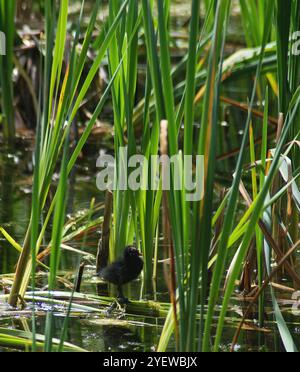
[
  {"left": 117, "top": 285, "right": 129, "bottom": 304},
  {"left": 106, "top": 301, "right": 118, "bottom": 316}
]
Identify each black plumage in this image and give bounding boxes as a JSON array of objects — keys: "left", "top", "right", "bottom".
[{"left": 98, "top": 246, "right": 143, "bottom": 302}]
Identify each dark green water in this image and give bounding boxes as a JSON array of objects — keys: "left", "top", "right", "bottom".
[
  {"left": 0, "top": 138, "right": 171, "bottom": 352},
  {"left": 1, "top": 133, "right": 300, "bottom": 352}
]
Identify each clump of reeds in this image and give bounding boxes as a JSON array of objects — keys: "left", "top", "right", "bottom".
[{"left": 1, "top": 0, "right": 300, "bottom": 353}]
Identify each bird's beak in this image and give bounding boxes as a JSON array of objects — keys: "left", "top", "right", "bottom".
[{"left": 138, "top": 251, "right": 143, "bottom": 257}]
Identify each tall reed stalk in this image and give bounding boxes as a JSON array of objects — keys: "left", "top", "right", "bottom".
[
  {"left": 0, "top": 0, "right": 16, "bottom": 144},
  {"left": 8, "top": 0, "right": 128, "bottom": 306}
]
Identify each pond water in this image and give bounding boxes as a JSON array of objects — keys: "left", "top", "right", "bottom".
[
  {"left": 1, "top": 128, "right": 300, "bottom": 352},
  {"left": 0, "top": 138, "right": 172, "bottom": 352}
]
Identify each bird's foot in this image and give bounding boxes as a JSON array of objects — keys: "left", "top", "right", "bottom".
[
  {"left": 105, "top": 302, "right": 116, "bottom": 316},
  {"left": 105, "top": 298, "right": 128, "bottom": 317}
]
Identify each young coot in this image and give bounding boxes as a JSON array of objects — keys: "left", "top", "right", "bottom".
[{"left": 98, "top": 246, "right": 143, "bottom": 303}]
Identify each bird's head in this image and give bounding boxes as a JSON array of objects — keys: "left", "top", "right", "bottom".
[{"left": 124, "top": 246, "right": 143, "bottom": 259}]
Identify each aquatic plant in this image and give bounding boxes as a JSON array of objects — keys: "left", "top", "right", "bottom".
[
  {"left": 0, "top": 0, "right": 300, "bottom": 353},
  {"left": 0, "top": 0, "right": 16, "bottom": 144}
]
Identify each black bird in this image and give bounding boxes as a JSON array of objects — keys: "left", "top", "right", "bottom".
[{"left": 98, "top": 246, "right": 143, "bottom": 303}]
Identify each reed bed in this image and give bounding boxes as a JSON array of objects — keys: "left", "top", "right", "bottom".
[{"left": 0, "top": 0, "right": 300, "bottom": 352}]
